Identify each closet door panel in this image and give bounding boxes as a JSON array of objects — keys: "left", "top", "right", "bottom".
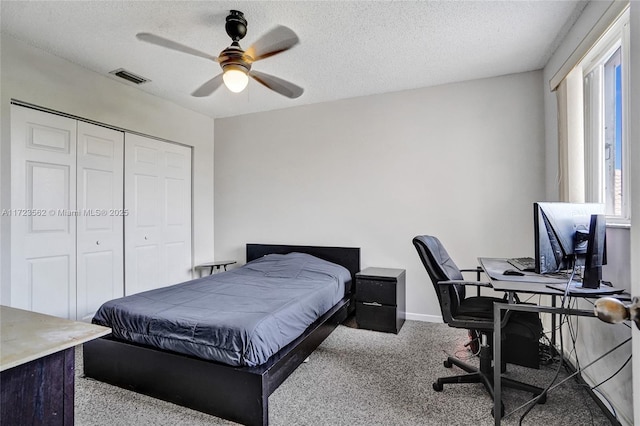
[
  {"left": 27, "top": 161, "right": 71, "bottom": 232},
  {"left": 76, "top": 122, "right": 124, "bottom": 321},
  {"left": 10, "top": 105, "right": 77, "bottom": 319},
  {"left": 134, "top": 173, "right": 161, "bottom": 228},
  {"left": 124, "top": 134, "right": 192, "bottom": 295},
  {"left": 133, "top": 244, "right": 161, "bottom": 292},
  {"left": 28, "top": 256, "right": 72, "bottom": 318},
  {"left": 165, "top": 241, "right": 188, "bottom": 285},
  {"left": 80, "top": 250, "right": 115, "bottom": 318},
  {"left": 125, "top": 135, "right": 162, "bottom": 295},
  {"left": 162, "top": 144, "right": 192, "bottom": 285}
]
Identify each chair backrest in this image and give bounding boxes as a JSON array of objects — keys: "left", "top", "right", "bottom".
[{"left": 412, "top": 235, "right": 466, "bottom": 319}]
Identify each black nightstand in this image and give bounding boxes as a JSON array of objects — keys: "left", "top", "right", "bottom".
[{"left": 355, "top": 267, "right": 406, "bottom": 334}]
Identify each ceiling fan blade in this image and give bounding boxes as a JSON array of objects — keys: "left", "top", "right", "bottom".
[
  {"left": 136, "top": 33, "right": 218, "bottom": 62},
  {"left": 191, "top": 74, "right": 224, "bottom": 97},
  {"left": 250, "top": 70, "right": 303, "bottom": 99},
  {"left": 245, "top": 26, "right": 299, "bottom": 62}
]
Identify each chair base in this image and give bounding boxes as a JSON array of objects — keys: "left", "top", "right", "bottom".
[{"left": 433, "top": 353, "right": 546, "bottom": 417}]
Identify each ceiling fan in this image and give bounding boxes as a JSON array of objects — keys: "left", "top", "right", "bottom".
[{"left": 136, "top": 10, "right": 303, "bottom": 99}]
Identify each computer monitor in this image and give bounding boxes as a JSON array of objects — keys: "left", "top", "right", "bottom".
[
  {"left": 533, "top": 202, "right": 606, "bottom": 275},
  {"left": 582, "top": 214, "right": 606, "bottom": 289}
]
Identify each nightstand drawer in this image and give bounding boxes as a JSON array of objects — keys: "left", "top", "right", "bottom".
[
  {"left": 356, "top": 302, "right": 397, "bottom": 333},
  {"left": 355, "top": 279, "right": 397, "bottom": 306}
]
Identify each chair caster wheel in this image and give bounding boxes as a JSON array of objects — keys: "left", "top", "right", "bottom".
[
  {"left": 491, "top": 403, "right": 505, "bottom": 418},
  {"left": 535, "top": 392, "right": 547, "bottom": 404},
  {"left": 433, "top": 381, "right": 443, "bottom": 392},
  {"left": 443, "top": 359, "right": 453, "bottom": 368}
]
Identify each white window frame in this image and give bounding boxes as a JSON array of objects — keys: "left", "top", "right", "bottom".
[{"left": 581, "top": 10, "right": 630, "bottom": 225}]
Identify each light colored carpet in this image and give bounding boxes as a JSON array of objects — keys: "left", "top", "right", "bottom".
[{"left": 75, "top": 320, "right": 612, "bottom": 425}]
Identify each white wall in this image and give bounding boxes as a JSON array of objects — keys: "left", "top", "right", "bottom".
[
  {"left": 0, "top": 35, "right": 215, "bottom": 305},
  {"left": 214, "top": 71, "right": 545, "bottom": 321}
]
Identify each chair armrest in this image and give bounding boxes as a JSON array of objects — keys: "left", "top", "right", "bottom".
[
  {"left": 439, "top": 280, "right": 492, "bottom": 288},
  {"left": 453, "top": 280, "right": 519, "bottom": 302},
  {"left": 460, "top": 268, "right": 484, "bottom": 292}
]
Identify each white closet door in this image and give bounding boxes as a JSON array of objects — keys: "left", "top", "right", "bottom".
[
  {"left": 124, "top": 133, "right": 192, "bottom": 295},
  {"left": 76, "top": 122, "right": 124, "bottom": 321},
  {"left": 10, "top": 105, "right": 77, "bottom": 319}
]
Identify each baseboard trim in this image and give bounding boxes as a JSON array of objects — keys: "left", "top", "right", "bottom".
[{"left": 405, "top": 312, "right": 443, "bottom": 323}]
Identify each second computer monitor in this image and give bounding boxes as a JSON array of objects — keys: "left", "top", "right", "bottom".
[
  {"left": 582, "top": 214, "right": 606, "bottom": 289},
  {"left": 533, "top": 202, "right": 605, "bottom": 274}
]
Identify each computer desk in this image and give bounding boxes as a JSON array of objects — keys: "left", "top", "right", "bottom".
[{"left": 478, "top": 257, "right": 631, "bottom": 426}]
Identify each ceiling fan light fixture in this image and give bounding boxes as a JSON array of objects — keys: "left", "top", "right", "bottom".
[
  {"left": 137, "top": 9, "right": 302, "bottom": 98},
  {"left": 223, "top": 65, "right": 249, "bottom": 93}
]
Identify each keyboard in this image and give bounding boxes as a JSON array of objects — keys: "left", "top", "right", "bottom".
[{"left": 507, "top": 257, "right": 536, "bottom": 272}]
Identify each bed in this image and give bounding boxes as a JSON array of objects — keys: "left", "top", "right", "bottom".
[{"left": 83, "top": 243, "right": 360, "bottom": 426}]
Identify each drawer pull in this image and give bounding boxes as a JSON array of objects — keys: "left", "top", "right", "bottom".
[{"left": 362, "top": 301, "right": 382, "bottom": 307}]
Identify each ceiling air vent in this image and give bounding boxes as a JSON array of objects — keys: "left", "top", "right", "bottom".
[{"left": 109, "top": 68, "right": 150, "bottom": 85}]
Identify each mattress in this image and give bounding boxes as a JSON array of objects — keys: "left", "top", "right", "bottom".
[{"left": 92, "top": 252, "right": 351, "bottom": 367}]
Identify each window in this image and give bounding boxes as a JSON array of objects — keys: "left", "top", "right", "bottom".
[{"left": 582, "top": 11, "right": 630, "bottom": 223}]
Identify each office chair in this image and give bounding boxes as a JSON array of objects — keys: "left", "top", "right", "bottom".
[{"left": 412, "top": 235, "right": 546, "bottom": 416}]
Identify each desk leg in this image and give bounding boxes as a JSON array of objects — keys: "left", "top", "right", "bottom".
[
  {"left": 551, "top": 295, "right": 557, "bottom": 350},
  {"left": 209, "top": 266, "right": 227, "bottom": 274},
  {"left": 493, "top": 303, "right": 502, "bottom": 426}
]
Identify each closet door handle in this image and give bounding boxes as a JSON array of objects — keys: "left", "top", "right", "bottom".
[{"left": 96, "top": 241, "right": 100, "bottom": 246}]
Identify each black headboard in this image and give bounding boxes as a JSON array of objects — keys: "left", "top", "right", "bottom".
[{"left": 246, "top": 243, "right": 361, "bottom": 281}]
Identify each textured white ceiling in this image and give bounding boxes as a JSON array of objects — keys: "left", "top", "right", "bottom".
[{"left": 1, "top": 1, "right": 585, "bottom": 119}]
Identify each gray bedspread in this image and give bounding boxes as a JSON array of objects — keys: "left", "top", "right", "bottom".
[{"left": 92, "top": 252, "right": 350, "bottom": 367}]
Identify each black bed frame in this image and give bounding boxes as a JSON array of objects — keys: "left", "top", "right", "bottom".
[{"left": 83, "top": 243, "right": 360, "bottom": 426}]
